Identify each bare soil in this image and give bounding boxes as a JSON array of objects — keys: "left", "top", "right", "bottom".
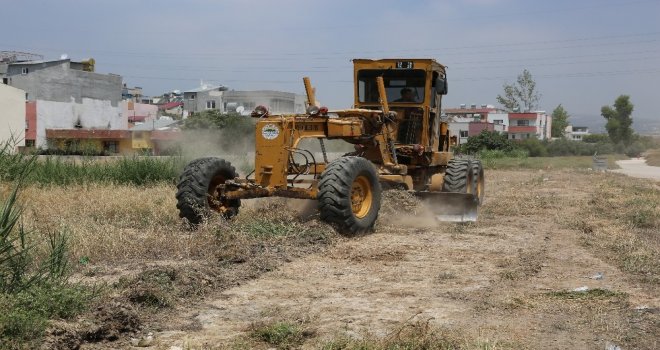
[{"left": 66, "top": 169, "right": 659, "bottom": 349}]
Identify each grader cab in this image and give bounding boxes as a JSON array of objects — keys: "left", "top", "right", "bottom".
[{"left": 176, "top": 59, "right": 484, "bottom": 234}]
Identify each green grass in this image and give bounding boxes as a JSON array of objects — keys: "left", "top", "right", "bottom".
[
  {"left": 1, "top": 137, "right": 183, "bottom": 186},
  {"left": 0, "top": 283, "right": 93, "bottom": 345},
  {"left": 480, "top": 155, "right": 626, "bottom": 170},
  {"left": 251, "top": 321, "right": 308, "bottom": 349}
]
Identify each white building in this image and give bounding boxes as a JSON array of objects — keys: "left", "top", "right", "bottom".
[
  {"left": 565, "top": 125, "right": 591, "bottom": 141},
  {"left": 508, "top": 112, "right": 552, "bottom": 140},
  {"left": 0, "top": 84, "right": 26, "bottom": 150}
]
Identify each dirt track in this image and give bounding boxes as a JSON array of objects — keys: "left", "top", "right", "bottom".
[
  {"left": 130, "top": 170, "right": 659, "bottom": 349},
  {"left": 614, "top": 158, "right": 660, "bottom": 180}
]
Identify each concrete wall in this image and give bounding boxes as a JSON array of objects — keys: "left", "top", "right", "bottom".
[
  {"left": 448, "top": 121, "right": 470, "bottom": 145},
  {"left": 0, "top": 84, "right": 26, "bottom": 148},
  {"left": 5, "top": 60, "right": 122, "bottom": 106},
  {"left": 223, "top": 90, "right": 305, "bottom": 114},
  {"left": 35, "top": 98, "right": 125, "bottom": 148}
]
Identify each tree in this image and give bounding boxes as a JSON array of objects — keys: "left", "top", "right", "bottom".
[
  {"left": 550, "top": 104, "right": 570, "bottom": 138},
  {"left": 601, "top": 95, "right": 634, "bottom": 146},
  {"left": 496, "top": 69, "right": 541, "bottom": 112}
]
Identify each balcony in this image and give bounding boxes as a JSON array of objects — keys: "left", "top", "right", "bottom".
[{"left": 508, "top": 126, "right": 536, "bottom": 133}]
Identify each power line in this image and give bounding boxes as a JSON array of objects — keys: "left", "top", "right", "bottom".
[{"left": 2, "top": 31, "right": 659, "bottom": 60}]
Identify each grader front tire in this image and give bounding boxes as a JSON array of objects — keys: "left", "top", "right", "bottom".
[
  {"left": 176, "top": 157, "right": 241, "bottom": 226},
  {"left": 318, "top": 157, "right": 382, "bottom": 235},
  {"left": 441, "top": 159, "right": 474, "bottom": 194},
  {"left": 471, "top": 160, "right": 485, "bottom": 204}
]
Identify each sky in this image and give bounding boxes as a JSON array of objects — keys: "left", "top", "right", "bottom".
[{"left": 2, "top": 0, "right": 659, "bottom": 132}]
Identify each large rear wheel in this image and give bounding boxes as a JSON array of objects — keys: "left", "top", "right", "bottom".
[
  {"left": 176, "top": 157, "right": 241, "bottom": 226},
  {"left": 318, "top": 156, "right": 381, "bottom": 235}
]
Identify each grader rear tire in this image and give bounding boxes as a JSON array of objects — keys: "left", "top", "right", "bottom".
[
  {"left": 318, "top": 156, "right": 381, "bottom": 235},
  {"left": 176, "top": 157, "right": 241, "bottom": 226},
  {"left": 441, "top": 159, "right": 474, "bottom": 194}
]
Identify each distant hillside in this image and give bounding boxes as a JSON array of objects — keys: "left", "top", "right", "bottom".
[{"left": 565, "top": 115, "right": 659, "bottom": 136}]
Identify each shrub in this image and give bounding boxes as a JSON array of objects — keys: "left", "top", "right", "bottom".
[
  {"left": 458, "top": 130, "right": 515, "bottom": 154},
  {"left": 518, "top": 138, "right": 548, "bottom": 157},
  {"left": 582, "top": 134, "right": 611, "bottom": 143}
]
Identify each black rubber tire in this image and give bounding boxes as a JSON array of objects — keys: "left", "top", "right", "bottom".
[
  {"left": 471, "top": 160, "right": 485, "bottom": 205},
  {"left": 318, "top": 156, "right": 382, "bottom": 235},
  {"left": 441, "top": 159, "right": 474, "bottom": 193},
  {"left": 176, "top": 157, "right": 240, "bottom": 226}
]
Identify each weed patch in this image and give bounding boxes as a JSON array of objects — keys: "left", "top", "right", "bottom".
[{"left": 545, "top": 288, "right": 626, "bottom": 301}]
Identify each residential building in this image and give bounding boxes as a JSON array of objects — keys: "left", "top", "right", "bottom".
[
  {"left": 444, "top": 104, "right": 508, "bottom": 144},
  {"left": 122, "top": 84, "right": 144, "bottom": 102},
  {"left": 182, "top": 83, "right": 306, "bottom": 116},
  {"left": 158, "top": 102, "right": 184, "bottom": 118},
  {"left": 183, "top": 83, "right": 228, "bottom": 115},
  {"left": 222, "top": 90, "right": 306, "bottom": 115},
  {"left": 2, "top": 57, "right": 124, "bottom": 149},
  {"left": 122, "top": 101, "right": 158, "bottom": 126},
  {"left": 0, "top": 84, "right": 26, "bottom": 149},
  {"left": 1, "top": 58, "right": 121, "bottom": 104},
  {"left": 508, "top": 112, "right": 552, "bottom": 140},
  {"left": 130, "top": 119, "right": 180, "bottom": 155},
  {"left": 565, "top": 125, "right": 591, "bottom": 141}
]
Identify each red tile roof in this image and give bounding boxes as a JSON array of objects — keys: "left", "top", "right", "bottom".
[{"left": 158, "top": 102, "right": 183, "bottom": 110}]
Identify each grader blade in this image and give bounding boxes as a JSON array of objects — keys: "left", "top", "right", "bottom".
[{"left": 414, "top": 192, "right": 479, "bottom": 222}]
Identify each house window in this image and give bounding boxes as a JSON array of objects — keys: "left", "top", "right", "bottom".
[
  {"left": 516, "top": 120, "right": 530, "bottom": 126},
  {"left": 103, "top": 141, "right": 118, "bottom": 154},
  {"left": 189, "top": 94, "right": 196, "bottom": 100},
  {"left": 2, "top": 78, "right": 7, "bottom": 84},
  {"left": 494, "top": 119, "right": 503, "bottom": 125},
  {"left": 206, "top": 100, "right": 216, "bottom": 109},
  {"left": 21, "top": 67, "right": 29, "bottom": 75},
  {"left": 459, "top": 130, "right": 468, "bottom": 138},
  {"left": 511, "top": 134, "right": 516, "bottom": 139},
  {"left": 25, "top": 140, "right": 35, "bottom": 147}
]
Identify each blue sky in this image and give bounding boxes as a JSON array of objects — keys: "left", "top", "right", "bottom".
[{"left": 2, "top": 0, "right": 659, "bottom": 131}]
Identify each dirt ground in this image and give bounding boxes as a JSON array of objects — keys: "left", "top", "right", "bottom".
[{"left": 71, "top": 168, "right": 658, "bottom": 350}]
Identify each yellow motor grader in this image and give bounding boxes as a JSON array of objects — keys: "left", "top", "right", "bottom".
[{"left": 176, "top": 58, "right": 484, "bottom": 234}]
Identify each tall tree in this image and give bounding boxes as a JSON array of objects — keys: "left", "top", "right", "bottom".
[
  {"left": 551, "top": 104, "right": 570, "bottom": 138},
  {"left": 601, "top": 95, "right": 634, "bottom": 145},
  {"left": 496, "top": 69, "right": 541, "bottom": 112}
]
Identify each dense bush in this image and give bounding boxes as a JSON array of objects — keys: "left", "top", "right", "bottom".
[
  {"left": 457, "top": 131, "right": 516, "bottom": 154},
  {"left": 517, "top": 138, "right": 548, "bottom": 157},
  {"left": 459, "top": 130, "right": 658, "bottom": 158},
  {"left": 183, "top": 111, "right": 256, "bottom": 150}
]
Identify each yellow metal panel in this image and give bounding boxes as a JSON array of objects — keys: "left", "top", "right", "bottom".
[
  {"left": 254, "top": 120, "right": 288, "bottom": 187},
  {"left": 327, "top": 119, "right": 362, "bottom": 137}
]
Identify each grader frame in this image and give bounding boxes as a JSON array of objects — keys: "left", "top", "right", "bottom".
[{"left": 176, "top": 59, "right": 484, "bottom": 234}]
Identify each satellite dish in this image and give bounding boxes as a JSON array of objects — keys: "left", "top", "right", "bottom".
[{"left": 236, "top": 106, "right": 245, "bottom": 114}]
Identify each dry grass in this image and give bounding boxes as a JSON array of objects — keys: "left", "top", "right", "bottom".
[
  {"left": 645, "top": 148, "right": 660, "bottom": 167},
  {"left": 567, "top": 174, "right": 660, "bottom": 285}
]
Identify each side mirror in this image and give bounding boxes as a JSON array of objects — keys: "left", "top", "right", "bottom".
[{"left": 436, "top": 78, "right": 448, "bottom": 95}]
